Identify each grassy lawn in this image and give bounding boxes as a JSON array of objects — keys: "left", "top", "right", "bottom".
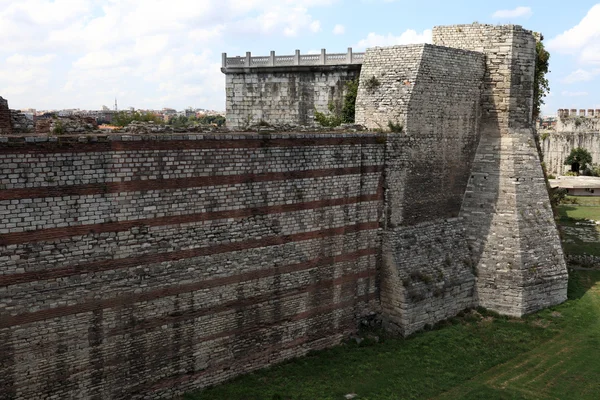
[
  {"left": 558, "top": 205, "right": 600, "bottom": 221},
  {"left": 557, "top": 198, "right": 600, "bottom": 256},
  {"left": 185, "top": 271, "right": 600, "bottom": 400},
  {"left": 564, "top": 196, "right": 600, "bottom": 207}
]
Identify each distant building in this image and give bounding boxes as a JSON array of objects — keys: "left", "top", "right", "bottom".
[{"left": 549, "top": 176, "right": 600, "bottom": 196}]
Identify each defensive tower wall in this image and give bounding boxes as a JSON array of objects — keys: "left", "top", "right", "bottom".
[
  {"left": 0, "top": 23, "right": 569, "bottom": 399},
  {"left": 221, "top": 49, "right": 363, "bottom": 128},
  {"left": 542, "top": 109, "right": 600, "bottom": 175},
  {"left": 433, "top": 24, "right": 567, "bottom": 316}
]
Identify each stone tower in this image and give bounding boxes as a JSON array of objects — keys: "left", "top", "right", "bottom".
[{"left": 433, "top": 24, "right": 568, "bottom": 316}]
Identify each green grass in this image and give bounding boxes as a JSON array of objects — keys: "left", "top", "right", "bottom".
[
  {"left": 564, "top": 196, "right": 600, "bottom": 207},
  {"left": 557, "top": 200, "right": 600, "bottom": 256},
  {"left": 558, "top": 205, "right": 600, "bottom": 221},
  {"left": 184, "top": 271, "right": 600, "bottom": 400}
]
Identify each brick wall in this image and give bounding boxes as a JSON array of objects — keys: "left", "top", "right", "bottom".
[{"left": 0, "top": 133, "right": 384, "bottom": 399}]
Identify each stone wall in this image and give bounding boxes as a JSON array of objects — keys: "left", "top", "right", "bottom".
[
  {"left": 381, "top": 218, "right": 476, "bottom": 336},
  {"left": 223, "top": 66, "right": 360, "bottom": 129},
  {"left": 434, "top": 24, "right": 568, "bottom": 316},
  {"left": 541, "top": 115, "right": 600, "bottom": 176},
  {"left": 355, "top": 45, "right": 485, "bottom": 334},
  {"left": 433, "top": 24, "right": 535, "bottom": 133},
  {"left": 0, "top": 133, "right": 384, "bottom": 399},
  {"left": 9, "top": 110, "right": 34, "bottom": 134},
  {"left": 0, "top": 22, "right": 573, "bottom": 399},
  {"left": 356, "top": 44, "right": 485, "bottom": 226},
  {"left": 0, "top": 97, "right": 12, "bottom": 135}
]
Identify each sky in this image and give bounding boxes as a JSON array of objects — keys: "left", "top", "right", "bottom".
[{"left": 1, "top": 0, "right": 599, "bottom": 115}]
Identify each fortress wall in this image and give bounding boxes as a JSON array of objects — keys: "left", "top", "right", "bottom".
[
  {"left": 357, "top": 45, "right": 484, "bottom": 335},
  {"left": 354, "top": 46, "right": 423, "bottom": 131},
  {"left": 433, "top": 24, "right": 535, "bottom": 133},
  {"left": 0, "top": 134, "right": 384, "bottom": 399},
  {"left": 224, "top": 66, "right": 360, "bottom": 129},
  {"left": 542, "top": 117, "right": 600, "bottom": 175},
  {"left": 0, "top": 97, "right": 12, "bottom": 135},
  {"left": 381, "top": 218, "right": 476, "bottom": 336},
  {"left": 401, "top": 45, "right": 485, "bottom": 224},
  {"left": 434, "top": 25, "right": 568, "bottom": 316},
  {"left": 355, "top": 44, "right": 485, "bottom": 225}
]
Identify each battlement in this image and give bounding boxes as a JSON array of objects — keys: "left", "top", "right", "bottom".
[
  {"left": 221, "top": 48, "right": 364, "bottom": 71},
  {"left": 558, "top": 108, "right": 600, "bottom": 118}
]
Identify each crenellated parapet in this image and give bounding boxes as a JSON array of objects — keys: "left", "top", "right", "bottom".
[{"left": 558, "top": 108, "right": 600, "bottom": 118}]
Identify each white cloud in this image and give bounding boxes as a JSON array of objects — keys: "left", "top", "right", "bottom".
[
  {"left": 561, "top": 91, "right": 589, "bottom": 97},
  {"left": 333, "top": 24, "right": 345, "bottom": 35},
  {"left": 354, "top": 29, "right": 432, "bottom": 49},
  {"left": 0, "top": 0, "right": 339, "bottom": 110},
  {"left": 0, "top": 53, "right": 56, "bottom": 98},
  {"left": 492, "top": 6, "right": 533, "bottom": 19},
  {"left": 547, "top": 4, "right": 600, "bottom": 60},
  {"left": 563, "top": 69, "right": 600, "bottom": 84}
]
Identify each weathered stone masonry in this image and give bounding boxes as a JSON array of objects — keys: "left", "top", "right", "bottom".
[
  {"left": 0, "top": 23, "right": 569, "bottom": 400},
  {"left": 222, "top": 49, "right": 363, "bottom": 129},
  {"left": 542, "top": 111, "right": 600, "bottom": 176},
  {"left": 433, "top": 24, "right": 567, "bottom": 316},
  {"left": 0, "top": 134, "right": 383, "bottom": 399}
]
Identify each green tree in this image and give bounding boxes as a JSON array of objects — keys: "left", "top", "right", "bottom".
[
  {"left": 341, "top": 78, "right": 359, "bottom": 123},
  {"left": 533, "top": 39, "right": 550, "bottom": 119},
  {"left": 197, "top": 115, "right": 226, "bottom": 126},
  {"left": 564, "top": 147, "right": 593, "bottom": 175},
  {"left": 113, "top": 111, "right": 163, "bottom": 127}
]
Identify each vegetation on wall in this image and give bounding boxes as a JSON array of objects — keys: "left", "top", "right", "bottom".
[
  {"left": 533, "top": 39, "right": 550, "bottom": 119},
  {"left": 364, "top": 75, "right": 381, "bottom": 91},
  {"left": 341, "top": 78, "right": 359, "bottom": 123},
  {"left": 387, "top": 120, "right": 404, "bottom": 133},
  {"left": 169, "top": 114, "right": 226, "bottom": 127},
  {"left": 314, "top": 78, "right": 359, "bottom": 127}
]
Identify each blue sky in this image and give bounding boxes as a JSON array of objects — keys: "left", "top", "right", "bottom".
[{"left": 0, "top": 0, "right": 599, "bottom": 115}]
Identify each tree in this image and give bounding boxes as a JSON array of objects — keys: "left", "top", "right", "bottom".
[
  {"left": 113, "top": 111, "right": 163, "bottom": 127},
  {"left": 564, "top": 147, "right": 593, "bottom": 175},
  {"left": 341, "top": 78, "right": 359, "bottom": 123},
  {"left": 533, "top": 39, "right": 550, "bottom": 119}
]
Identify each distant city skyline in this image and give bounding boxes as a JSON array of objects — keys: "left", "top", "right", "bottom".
[{"left": 1, "top": 1, "right": 599, "bottom": 115}]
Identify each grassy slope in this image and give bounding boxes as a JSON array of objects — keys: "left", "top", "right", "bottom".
[
  {"left": 564, "top": 196, "right": 600, "bottom": 207},
  {"left": 558, "top": 205, "right": 600, "bottom": 221},
  {"left": 185, "top": 271, "right": 600, "bottom": 400},
  {"left": 434, "top": 270, "right": 600, "bottom": 400},
  {"left": 557, "top": 200, "right": 600, "bottom": 256}
]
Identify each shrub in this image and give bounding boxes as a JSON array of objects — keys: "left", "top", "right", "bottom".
[
  {"left": 550, "top": 188, "right": 568, "bottom": 207},
  {"left": 314, "top": 110, "right": 342, "bottom": 127},
  {"left": 114, "top": 111, "right": 163, "bottom": 127},
  {"left": 341, "top": 78, "right": 359, "bottom": 123},
  {"left": 51, "top": 121, "right": 65, "bottom": 135},
  {"left": 387, "top": 120, "right": 403, "bottom": 133},
  {"left": 364, "top": 75, "right": 380, "bottom": 91}
]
